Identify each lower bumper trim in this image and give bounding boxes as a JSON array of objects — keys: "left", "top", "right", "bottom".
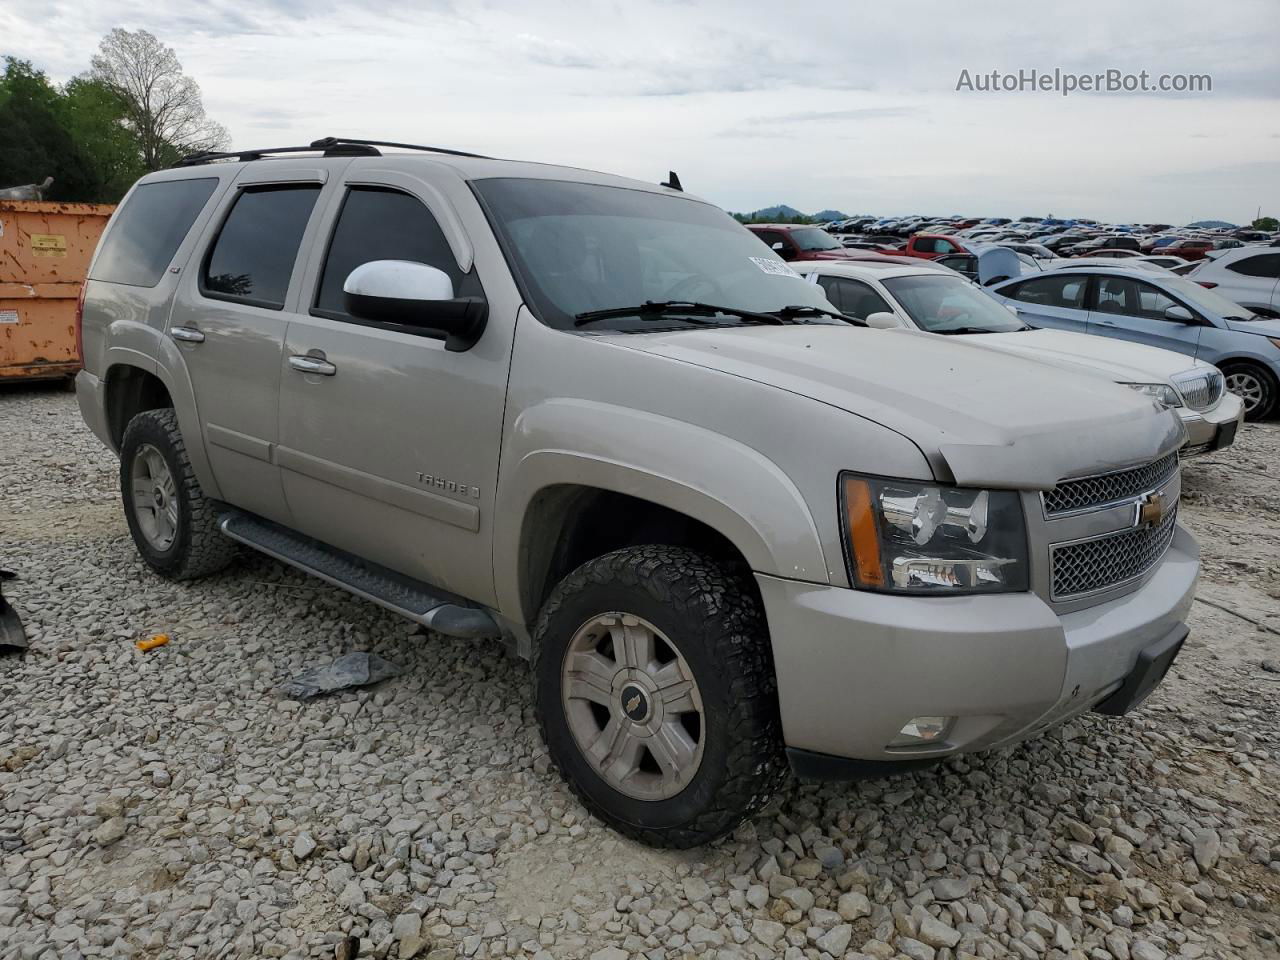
[
  {"left": 1092, "top": 623, "right": 1188, "bottom": 716},
  {"left": 786, "top": 747, "right": 940, "bottom": 782}
]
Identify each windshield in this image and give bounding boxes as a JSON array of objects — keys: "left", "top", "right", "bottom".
[
  {"left": 789, "top": 227, "right": 844, "bottom": 252},
  {"left": 882, "top": 274, "right": 1026, "bottom": 334},
  {"left": 1163, "top": 276, "right": 1260, "bottom": 319},
  {"left": 472, "top": 178, "right": 835, "bottom": 332}
]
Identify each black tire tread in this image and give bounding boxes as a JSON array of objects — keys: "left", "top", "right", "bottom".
[
  {"left": 533, "top": 545, "right": 787, "bottom": 848},
  {"left": 120, "top": 408, "right": 237, "bottom": 580}
]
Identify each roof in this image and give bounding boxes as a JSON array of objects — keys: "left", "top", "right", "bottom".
[
  {"left": 744, "top": 223, "right": 825, "bottom": 231},
  {"left": 149, "top": 137, "right": 698, "bottom": 202}
]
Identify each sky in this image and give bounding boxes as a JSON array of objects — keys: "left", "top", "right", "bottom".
[{"left": 4, "top": 0, "right": 1279, "bottom": 225}]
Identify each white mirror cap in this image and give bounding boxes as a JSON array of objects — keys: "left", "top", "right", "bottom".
[
  {"left": 771, "top": 242, "right": 785, "bottom": 250},
  {"left": 866, "top": 311, "right": 903, "bottom": 329},
  {"left": 1005, "top": 303, "right": 1019, "bottom": 315},
  {"left": 343, "top": 260, "right": 455, "bottom": 302}
]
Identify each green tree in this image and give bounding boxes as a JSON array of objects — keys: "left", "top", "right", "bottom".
[
  {"left": 1253, "top": 216, "right": 1278, "bottom": 232},
  {"left": 55, "top": 77, "right": 144, "bottom": 201},
  {"left": 0, "top": 58, "right": 103, "bottom": 201}
]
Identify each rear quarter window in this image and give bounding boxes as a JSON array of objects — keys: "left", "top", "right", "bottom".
[{"left": 90, "top": 178, "right": 218, "bottom": 287}]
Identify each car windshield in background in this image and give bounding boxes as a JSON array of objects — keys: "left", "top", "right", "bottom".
[
  {"left": 1162, "top": 277, "right": 1261, "bottom": 320},
  {"left": 882, "top": 274, "right": 1026, "bottom": 334},
  {"left": 473, "top": 178, "right": 836, "bottom": 332},
  {"left": 789, "top": 227, "right": 845, "bottom": 252}
]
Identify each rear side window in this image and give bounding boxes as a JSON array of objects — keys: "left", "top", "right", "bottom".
[
  {"left": 1226, "top": 253, "right": 1280, "bottom": 279},
  {"left": 90, "top": 178, "right": 217, "bottom": 287},
  {"left": 314, "top": 187, "right": 475, "bottom": 320},
  {"left": 201, "top": 185, "right": 321, "bottom": 310},
  {"left": 1006, "top": 274, "right": 1087, "bottom": 309}
]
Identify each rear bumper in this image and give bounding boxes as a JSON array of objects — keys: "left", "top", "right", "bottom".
[
  {"left": 75, "top": 369, "right": 113, "bottom": 451},
  {"left": 758, "top": 524, "right": 1198, "bottom": 769},
  {"left": 1179, "top": 393, "right": 1244, "bottom": 455}
]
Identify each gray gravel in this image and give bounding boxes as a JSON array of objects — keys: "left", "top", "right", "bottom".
[{"left": 2, "top": 384, "right": 1278, "bottom": 960}]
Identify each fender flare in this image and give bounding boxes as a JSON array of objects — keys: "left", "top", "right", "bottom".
[{"left": 492, "top": 398, "right": 829, "bottom": 625}]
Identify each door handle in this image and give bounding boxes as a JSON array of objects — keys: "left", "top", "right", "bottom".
[
  {"left": 288, "top": 354, "right": 337, "bottom": 376},
  {"left": 170, "top": 326, "right": 205, "bottom": 343}
]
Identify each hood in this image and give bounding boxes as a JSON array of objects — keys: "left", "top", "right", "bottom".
[
  {"left": 804, "top": 249, "right": 862, "bottom": 259},
  {"left": 972, "top": 328, "right": 1204, "bottom": 384},
  {"left": 1224, "top": 316, "right": 1280, "bottom": 337},
  {"left": 599, "top": 326, "right": 1185, "bottom": 490}
]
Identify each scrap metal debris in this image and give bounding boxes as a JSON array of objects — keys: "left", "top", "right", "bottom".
[
  {"left": 136, "top": 633, "right": 171, "bottom": 652},
  {"left": 0, "top": 570, "right": 28, "bottom": 653},
  {"left": 277, "top": 652, "right": 401, "bottom": 700}
]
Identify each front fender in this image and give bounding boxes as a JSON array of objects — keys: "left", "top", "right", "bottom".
[{"left": 492, "top": 398, "right": 829, "bottom": 623}]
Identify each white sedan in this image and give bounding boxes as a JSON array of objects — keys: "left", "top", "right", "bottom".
[{"left": 798, "top": 261, "right": 1244, "bottom": 457}]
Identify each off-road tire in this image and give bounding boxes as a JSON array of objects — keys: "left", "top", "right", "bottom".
[
  {"left": 533, "top": 545, "right": 787, "bottom": 847},
  {"left": 1222, "top": 360, "right": 1276, "bottom": 421},
  {"left": 119, "top": 408, "right": 237, "bottom": 580}
]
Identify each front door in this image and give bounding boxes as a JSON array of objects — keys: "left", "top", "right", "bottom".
[
  {"left": 998, "top": 273, "right": 1090, "bottom": 332},
  {"left": 1085, "top": 274, "right": 1203, "bottom": 360},
  {"left": 168, "top": 166, "right": 328, "bottom": 524},
  {"left": 276, "top": 174, "right": 510, "bottom": 606}
]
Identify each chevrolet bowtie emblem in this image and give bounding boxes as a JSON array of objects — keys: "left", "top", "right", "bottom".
[
  {"left": 625, "top": 694, "right": 642, "bottom": 713},
  {"left": 1136, "top": 491, "right": 1169, "bottom": 529}
]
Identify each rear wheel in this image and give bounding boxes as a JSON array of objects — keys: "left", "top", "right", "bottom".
[
  {"left": 1222, "top": 361, "right": 1276, "bottom": 421},
  {"left": 534, "top": 546, "right": 786, "bottom": 847},
  {"left": 120, "top": 409, "right": 237, "bottom": 580}
]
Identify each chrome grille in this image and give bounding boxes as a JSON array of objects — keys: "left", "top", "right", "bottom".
[
  {"left": 1042, "top": 454, "right": 1179, "bottom": 516},
  {"left": 1050, "top": 505, "right": 1178, "bottom": 599},
  {"left": 1172, "top": 369, "right": 1224, "bottom": 412}
]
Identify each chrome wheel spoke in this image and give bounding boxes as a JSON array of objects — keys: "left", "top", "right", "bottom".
[
  {"left": 130, "top": 443, "right": 178, "bottom": 550},
  {"left": 649, "top": 720, "right": 698, "bottom": 787},
  {"left": 564, "top": 650, "right": 615, "bottom": 706},
  {"left": 613, "top": 619, "right": 655, "bottom": 672},
  {"left": 657, "top": 677, "right": 699, "bottom": 714}
]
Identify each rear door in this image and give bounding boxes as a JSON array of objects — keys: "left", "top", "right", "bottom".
[
  {"left": 168, "top": 165, "right": 328, "bottom": 524},
  {"left": 1085, "top": 274, "right": 1203, "bottom": 358},
  {"left": 996, "top": 273, "right": 1089, "bottom": 332},
  {"left": 276, "top": 172, "right": 511, "bottom": 606}
]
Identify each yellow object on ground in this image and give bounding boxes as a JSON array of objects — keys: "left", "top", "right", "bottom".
[{"left": 135, "top": 634, "right": 170, "bottom": 652}]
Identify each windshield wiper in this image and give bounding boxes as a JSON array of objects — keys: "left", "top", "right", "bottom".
[
  {"left": 771, "top": 304, "right": 861, "bottom": 326},
  {"left": 935, "top": 326, "right": 1009, "bottom": 335},
  {"left": 573, "top": 300, "right": 783, "bottom": 328}
]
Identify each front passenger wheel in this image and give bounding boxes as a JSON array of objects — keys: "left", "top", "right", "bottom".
[
  {"left": 533, "top": 546, "right": 786, "bottom": 848},
  {"left": 1222, "top": 361, "right": 1276, "bottom": 421},
  {"left": 120, "top": 408, "right": 237, "bottom": 580}
]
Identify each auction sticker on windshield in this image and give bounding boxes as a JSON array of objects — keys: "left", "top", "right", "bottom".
[{"left": 750, "top": 256, "right": 802, "bottom": 278}]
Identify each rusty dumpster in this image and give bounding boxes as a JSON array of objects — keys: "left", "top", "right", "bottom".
[{"left": 0, "top": 200, "right": 115, "bottom": 382}]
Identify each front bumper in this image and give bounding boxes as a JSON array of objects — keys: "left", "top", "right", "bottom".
[
  {"left": 758, "top": 524, "right": 1198, "bottom": 769},
  {"left": 1179, "top": 392, "right": 1244, "bottom": 456}
]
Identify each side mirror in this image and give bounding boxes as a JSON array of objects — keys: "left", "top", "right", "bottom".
[
  {"left": 1005, "top": 303, "right": 1020, "bottom": 315},
  {"left": 343, "top": 260, "right": 487, "bottom": 351},
  {"left": 1163, "top": 305, "right": 1195, "bottom": 323},
  {"left": 865, "top": 311, "right": 904, "bottom": 329}
]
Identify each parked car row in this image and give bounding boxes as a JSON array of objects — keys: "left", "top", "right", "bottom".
[{"left": 71, "top": 141, "right": 1237, "bottom": 846}]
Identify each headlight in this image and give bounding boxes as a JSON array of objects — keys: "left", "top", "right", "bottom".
[
  {"left": 840, "top": 474, "right": 1029, "bottom": 594},
  {"left": 1120, "top": 382, "right": 1182, "bottom": 408}
]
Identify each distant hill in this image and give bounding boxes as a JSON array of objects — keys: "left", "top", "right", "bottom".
[
  {"left": 732, "top": 203, "right": 848, "bottom": 224},
  {"left": 1187, "top": 219, "right": 1237, "bottom": 229}
]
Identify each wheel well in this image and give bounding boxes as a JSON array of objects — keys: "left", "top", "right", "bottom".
[
  {"left": 520, "top": 486, "right": 751, "bottom": 624},
  {"left": 105, "top": 365, "right": 173, "bottom": 450}
]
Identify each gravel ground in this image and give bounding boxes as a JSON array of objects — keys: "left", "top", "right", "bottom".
[{"left": 1, "top": 384, "right": 1277, "bottom": 960}]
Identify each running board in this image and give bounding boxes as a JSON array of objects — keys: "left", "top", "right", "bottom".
[{"left": 217, "top": 511, "right": 500, "bottom": 639}]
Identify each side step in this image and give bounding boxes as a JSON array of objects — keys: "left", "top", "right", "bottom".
[{"left": 217, "top": 511, "right": 500, "bottom": 639}]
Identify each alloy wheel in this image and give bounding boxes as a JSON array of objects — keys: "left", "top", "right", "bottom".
[
  {"left": 1225, "top": 370, "right": 1264, "bottom": 414},
  {"left": 130, "top": 443, "right": 179, "bottom": 551},
  {"left": 560, "top": 612, "right": 705, "bottom": 801}
]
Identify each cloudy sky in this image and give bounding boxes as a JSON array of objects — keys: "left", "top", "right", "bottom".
[{"left": 5, "top": 0, "right": 1278, "bottom": 224}]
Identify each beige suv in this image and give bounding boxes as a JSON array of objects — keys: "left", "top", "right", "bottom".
[{"left": 77, "top": 138, "right": 1199, "bottom": 847}]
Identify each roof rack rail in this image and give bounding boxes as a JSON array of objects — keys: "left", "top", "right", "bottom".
[{"left": 173, "top": 136, "right": 492, "bottom": 168}]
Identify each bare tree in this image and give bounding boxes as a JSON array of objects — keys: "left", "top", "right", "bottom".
[{"left": 89, "top": 29, "right": 229, "bottom": 169}]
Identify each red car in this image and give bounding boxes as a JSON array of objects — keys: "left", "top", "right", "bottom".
[
  {"left": 1163, "top": 239, "right": 1215, "bottom": 260},
  {"left": 746, "top": 224, "right": 866, "bottom": 261},
  {"left": 896, "top": 232, "right": 972, "bottom": 260}
]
